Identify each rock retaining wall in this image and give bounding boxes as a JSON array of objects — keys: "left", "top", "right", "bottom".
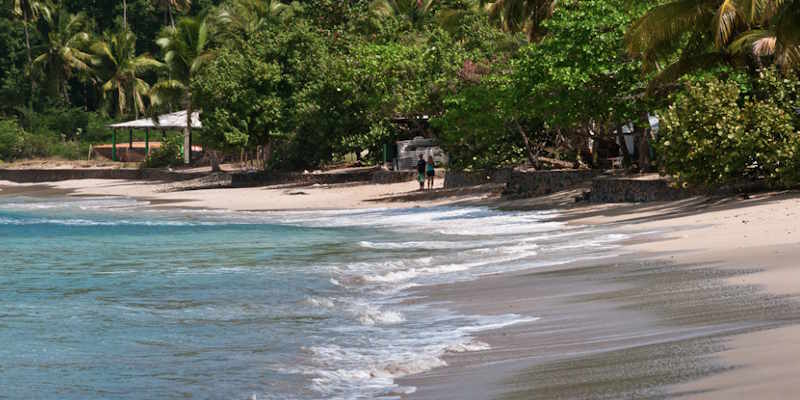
[
  {"left": 443, "top": 169, "right": 514, "bottom": 189},
  {"left": 230, "top": 168, "right": 379, "bottom": 188},
  {"left": 504, "top": 169, "right": 599, "bottom": 198},
  {"left": 0, "top": 168, "right": 206, "bottom": 183},
  {"left": 371, "top": 170, "right": 416, "bottom": 184},
  {"left": 589, "top": 176, "right": 690, "bottom": 202}
]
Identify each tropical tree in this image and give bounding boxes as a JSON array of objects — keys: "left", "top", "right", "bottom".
[
  {"left": 11, "top": 0, "right": 50, "bottom": 102},
  {"left": 151, "top": 15, "right": 213, "bottom": 164},
  {"left": 481, "top": 0, "right": 556, "bottom": 42},
  {"left": 92, "top": 30, "right": 163, "bottom": 118},
  {"left": 215, "top": 0, "right": 300, "bottom": 40},
  {"left": 153, "top": 0, "right": 192, "bottom": 28},
  {"left": 32, "top": 7, "right": 93, "bottom": 102},
  {"left": 627, "top": 0, "right": 800, "bottom": 85},
  {"left": 370, "top": 0, "right": 437, "bottom": 26}
]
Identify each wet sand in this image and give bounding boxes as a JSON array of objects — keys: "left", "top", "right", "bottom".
[
  {"left": 402, "top": 193, "right": 800, "bottom": 399},
  {"left": 4, "top": 179, "right": 800, "bottom": 398}
]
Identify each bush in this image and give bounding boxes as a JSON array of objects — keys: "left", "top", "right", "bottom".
[
  {"left": 657, "top": 75, "right": 800, "bottom": 188},
  {"left": 0, "top": 119, "right": 25, "bottom": 161},
  {"left": 143, "top": 134, "right": 182, "bottom": 168}
]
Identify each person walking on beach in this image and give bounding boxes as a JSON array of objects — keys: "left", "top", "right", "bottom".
[
  {"left": 426, "top": 154, "right": 435, "bottom": 191},
  {"left": 416, "top": 153, "right": 426, "bottom": 191}
]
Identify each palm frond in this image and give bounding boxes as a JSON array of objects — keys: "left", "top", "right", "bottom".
[{"left": 627, "top": 0, "right": 715, "bottom": 58}]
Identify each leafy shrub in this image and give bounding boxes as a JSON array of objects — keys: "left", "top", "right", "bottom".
[
  {"left": 657, "top": 76, "right": 800, "bottom": 188},
  {"left": 143, "top": 134, "right": 183, "bottom": 168},
  {"left": 0, "top": 119, "right": 25, "bottom": 161}
]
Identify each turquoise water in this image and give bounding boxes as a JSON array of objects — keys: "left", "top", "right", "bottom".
[{"left": 0, "top": 196, "right": 628, "bottom": 399}]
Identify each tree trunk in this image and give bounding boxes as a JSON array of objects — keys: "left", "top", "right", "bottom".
[
  {"left": 515, "top": 120, "right": 538, "bottom": 168},
  {"left": 617, "top": 125, "right": 632, "bottom": 169},
  {"left": 23, "top": 15, "right": 34, "bottom": 111},
  {"left": 262, "top": 139, "right": 272, "bottom": 170},
  {"left": 169, "top": 5, "right": 175, "bottom": 28},
  {"left": 123, "top": 0, "right": 128, "bottom": 30},
  {"left": 184, "top": 100, "right": 192, "bottom": 164},
  {"left": 209, "top": 150, "right": 221, "bottom": 172},
  {"left": 637, "top": 113, "right": 652, "bottom": 172}
]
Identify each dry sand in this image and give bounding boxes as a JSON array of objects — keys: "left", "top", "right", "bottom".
[{"left": 3, "top": 178, "right": 800, "bottom": 398}]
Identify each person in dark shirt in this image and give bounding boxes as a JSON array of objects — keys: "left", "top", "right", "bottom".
[{"left": 416, "top": 153, "right": 426, "bottom": 190}]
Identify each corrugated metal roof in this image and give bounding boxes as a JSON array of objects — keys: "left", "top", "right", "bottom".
[{"left": 108, "top": 111, "right": 202, "bottom": 130}]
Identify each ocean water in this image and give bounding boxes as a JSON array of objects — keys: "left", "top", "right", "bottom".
[{"left": 0, "top": 196, "right": 629, "bottom": 399}]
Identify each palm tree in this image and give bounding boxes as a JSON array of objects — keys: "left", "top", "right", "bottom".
[
  {"left": 92, "top": 30, "right": 163, "bottom": 118},
  {"left": 481, "top": 0, "right": 556, "bottom": 42},
  {"left": 370, "top": 0, "right": 437, "bottom": 26},
  {"left": 12, "top": 0, "right": 50, "bottom": 103},
  {"left": 151, "top": 15, "right": 213, "bottom": 164},
  {"left": 153, "top": 0, "right": 192, "bottom": 28},
  {"left": 215, "top": 0, "right": 299, "bottom": 39},
  {"left": 627, "top": 0, "right": 800, "bottom": 82},
  {"left": 32, "top": 7, "right": 93, "bottom": 103}
]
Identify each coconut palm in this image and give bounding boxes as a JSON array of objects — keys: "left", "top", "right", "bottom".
[
  {"left": 92, "top": 30, "right": 163, "bottom": 118},
  {"left": 153, "top": 0, "right": 192, "bottom": 28},
  {"left": 215, "top": 0, "right": 300, "bottom": 39},
  {"left": 370, "top": 0, "right": 437, "bottom": 26},
  {"left": 151, "top": 15, "right": 213, "bottom": 164},
  {"left": 32, "top": 7, "right": 93, "bottom": 102},
  {"left": 481, "top": 0, "right": 556, "bottom": 42},
  {"left": 12, "top": 0, "right": 50, "bottom": 101},
  {"left": 627, "top": 0, "right": 800, "bottom": 81}
]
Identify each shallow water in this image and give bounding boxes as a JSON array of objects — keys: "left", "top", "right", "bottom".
[{"left": 0, "top": 196, "right": 629, "bottom": 399}]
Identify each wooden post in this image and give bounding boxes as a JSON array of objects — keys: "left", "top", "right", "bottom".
[
  {"left": 129, "top": 128, "right": 133, "bottom": 149},
  {"left": 112, "top": 129, "right": 117, "bottom": 161},
  {"left": 145, "top": 128, "right": 150, "bottom": 156}
]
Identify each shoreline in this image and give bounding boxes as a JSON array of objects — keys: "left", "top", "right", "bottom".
[{"left": 3, "top": 179, "right": 800, "bottom": 398}]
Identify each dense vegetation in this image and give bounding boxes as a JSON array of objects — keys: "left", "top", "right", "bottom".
[{"left": 0, "top": 0, "right": 798, "bottom": 188}]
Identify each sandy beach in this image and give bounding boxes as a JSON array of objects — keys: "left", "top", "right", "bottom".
[{"left": 3, "top": 178, "right": 800, "bottom": 398}]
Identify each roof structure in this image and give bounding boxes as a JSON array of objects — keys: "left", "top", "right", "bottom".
[{"left": 108, "top": 110, "right": 202, "bottom": 130}]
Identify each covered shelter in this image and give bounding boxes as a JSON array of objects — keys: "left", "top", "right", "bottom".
[{"left": 107, "top": 110, "right": 202, "bottom": 164}]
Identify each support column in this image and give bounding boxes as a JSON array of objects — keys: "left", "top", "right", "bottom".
[
  {"left": 112, "top": 129, "right": 117, "bottom": 161},
  {"left": 145, "top": 128, "right": 150, "bottom": 156},
  {"left": 129, "top": 128, "right": 133, "bottom": 149}
]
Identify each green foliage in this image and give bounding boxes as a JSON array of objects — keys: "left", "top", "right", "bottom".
[
  {"left": 657, "top": 73, "right": 800, "bottom": 188},
  {"left": 434, "top": 73, "right": 526, "bottom": 169},
  {"left": 144, "top": 133, "right": 183, "bottom": 167},
  {"left": 0, "top": 118, "right": 25, "bottom": 161},
  {"left": 511, "top": 0, "right": 646, "bottom": 130}
]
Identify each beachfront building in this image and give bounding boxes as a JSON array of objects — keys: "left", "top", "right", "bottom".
[{"left": 105, "top": 111, "right": 202, "bottom": 164}]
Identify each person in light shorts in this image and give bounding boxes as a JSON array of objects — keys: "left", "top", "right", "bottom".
[{"left": 425, "top": 155, "right": 435, "bottom": 190}]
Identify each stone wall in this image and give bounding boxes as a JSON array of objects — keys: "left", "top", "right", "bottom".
[
  {"left": 503, "top": 169, "right": 599, "bottom": 198},
  {"left": 589, "top": 176, "right": 690, "bottom": 203},
  {"left": 443, "top": 169, "right": 514, "bottom": 189},
  {"left": 371, "top": 170, "right": 416, "bottom": 184},
  {"left": 0, "top": 168, "right": 206, "bottom": 183},
  {"left": 230, "top": 168, "right": 379, "bottom": 188}
]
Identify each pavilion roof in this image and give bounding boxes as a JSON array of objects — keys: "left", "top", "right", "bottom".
[{"left": 108, "top": 111, "right": 202, "bottom": 130}]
